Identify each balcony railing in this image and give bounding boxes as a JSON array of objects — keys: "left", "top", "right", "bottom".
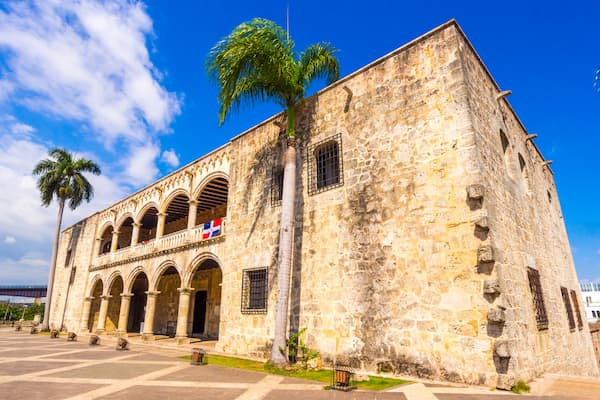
[{"left": 91, "top": 218, "right": 226, "bottom": 270}]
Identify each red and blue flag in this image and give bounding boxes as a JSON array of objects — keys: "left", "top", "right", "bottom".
[{"left": 202, "top": 218, "right": 222, "bottom": 239}]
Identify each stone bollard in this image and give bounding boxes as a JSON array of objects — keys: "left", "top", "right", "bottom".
[
  {"left": 67, "top": 332, "right": 77, "bottom": 341},
  {"left": 50, "top": 329, "right": 59, "bottom": 339},
  {"left": 116, "top": 337, "right": 129, "bottom": 351},
  {"left": 89, "top": 335, "right": 100, "bottom": 345}
]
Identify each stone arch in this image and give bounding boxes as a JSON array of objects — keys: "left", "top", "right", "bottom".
[
  {"left": 87, "top": 277, "right": 104, "bottom": 332},
  {"left": 87, "top": 275, "right": 104, "bottom": 297},
  {"left": 186, "top": 254, "right": 224, "bottom": 339},
  {"left": 136, "top": 202, "right": 160, "bottom": 243},
  {"left": 97, "top": 222, "right": 114, "bottom": 255},
  {"left": 125, "top": 266, "right": 146, "bottom": 294},
  {"left": 150, "top": 260, "right": 181, "bottom": 291},
  {"left": 160, "top": 189, "right": 191, "bottom": 213},
  {"left": 127, "top": 269, "right": 149, "bottom": 334},
  {"left": 135, "top": 201, "right": 160, "bottom": 223},
  {"left": 104, "top": 271, "right": 123, "bottom": 296},
  {"left": 153, "top": 263, "right": 182, "bottom": 337},
  {"left": 192, "top": 174, "right": 229, "bottom": 229},
  {"left": 115, "top": 212, "right": 135, "bottom": 229},
  {"left": 105, "top": 275, "right": 124, "bottom": 333},
  {"left": 161, "top": 190, "right": 191, "bottom": 236},
  {"left": 184, "top": 252, "right": 224, "bottom": 287},
  {"left": 192, "top": 172, "right": 230, "bottom": 200}
]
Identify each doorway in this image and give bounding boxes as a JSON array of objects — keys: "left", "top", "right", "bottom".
[{"left": 193, "top": 291, "right": 207, "bottom": 335}]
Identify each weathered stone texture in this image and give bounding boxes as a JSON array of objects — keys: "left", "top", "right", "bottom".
[{"left": 48, "top": 20, "right": 597, "bottom": 387}]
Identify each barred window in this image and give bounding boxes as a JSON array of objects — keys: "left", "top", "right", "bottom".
[
  {"left": 560, "top": 286, "right": 576, "bottom": 331},
  {"left": 241, "top": 268, "right": 268, "bottom": 314},
  {"left": 527, "top": 267, "right": 549, "bottom": 330},
  {"left": 307, "top": 133, "right": 343, "bottom": 195},
  {"left": 570, "top": 289, "right": 583, "bottom": 330}
]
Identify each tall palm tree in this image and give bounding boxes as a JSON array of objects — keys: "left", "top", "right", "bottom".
[
  {"left": 33, "top": 148, "right": 101, "bottom": 331},
  {"left": 207, "top": 18, "right": 339, "bottom": 364}
]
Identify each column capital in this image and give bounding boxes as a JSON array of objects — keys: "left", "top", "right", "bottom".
[
  {"left": 177, "top": 287, "right": 194, "bottom": 295},
  {"left": 188, "top": 199, "right": 198, "bottom": 206},
  {"left": 112, "top": 230, "right": 120, "bottom": 235},
  {"left": 84, "top": 297, "right": 94, "bottom": 302},
  {"left": 101, "top": 295, "right": 112, "bottom": 300},
  {"left": 120, "top": 293, "right": 134, "bottom": 298},
  {"left": 157, "top": 212, "right": 168, "bottom": 217},
  {"left": 95, "top": 237, "right": 102, "bottom": 241},
  {"left": 133, "top": 222, "right": 142, "bottom": 227},
  {"left": 145, "top": 291, "right": 161, "bottom": 297}
]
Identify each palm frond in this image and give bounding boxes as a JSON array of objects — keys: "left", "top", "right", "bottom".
[{"left": 298, "top": 43, "right": 339, "bottom": 88}]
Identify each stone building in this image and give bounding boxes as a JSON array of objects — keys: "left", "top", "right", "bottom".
[
  {"left": 581, "top": 281, "right": 600, "bottom": 322},
  {"left": 48, "top": 20, "right": 599, "bottom": 387}
]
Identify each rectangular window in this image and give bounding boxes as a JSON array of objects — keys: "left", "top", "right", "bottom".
[
  {"left": 527, "top": 267, "right": 549, "bottom": 330},
  {"left": 570, "top": 289, "right": 583, "bottom": 330},
  {"left": 560, "top": 286, "right": 576, "bottom": 331},
  {"left": 270, "top": 167, "right": 283, "bottom": 207},
  {"left": 241, "top": 268, "right": 268, "bottom": 314},
  {"left": 307, "top": 133, "right": 344, "bottom": 195}
]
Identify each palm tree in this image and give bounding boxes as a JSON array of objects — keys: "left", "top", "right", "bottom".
[
  {"left": 207, "top": 18, "right": 339, "bottom": 364},
  {"left": 33, "top": 148, "right": 101, "bottom": 331}
]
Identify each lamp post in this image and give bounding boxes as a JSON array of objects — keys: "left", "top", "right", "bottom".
[{"left": 21, "top": 305, "right": 28, "bottom": 320}]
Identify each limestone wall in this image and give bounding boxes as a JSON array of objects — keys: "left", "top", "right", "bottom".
[{"left": 456, "top": 27, "right": 599, "bottom": 384}]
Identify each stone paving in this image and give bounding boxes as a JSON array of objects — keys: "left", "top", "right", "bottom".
[{"left": 0, "top": 329, "right": 596, "bottom": 399}]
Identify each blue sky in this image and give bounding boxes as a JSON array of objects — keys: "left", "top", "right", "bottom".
[{"left": 0, "top": 0, "right": 598, "bottom": 286}]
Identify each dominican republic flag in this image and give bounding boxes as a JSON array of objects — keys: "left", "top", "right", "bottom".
[{"left": 202, "top": 218, "right": 222, "bottom": 239}]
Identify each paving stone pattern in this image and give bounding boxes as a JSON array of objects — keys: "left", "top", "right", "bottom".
[{"left": 0, "top": 330, "right": 595, "bottom": 399}]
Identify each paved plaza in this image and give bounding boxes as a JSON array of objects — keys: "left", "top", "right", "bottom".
[{"left": 0, "top": 329, "right": 596, "bottom": 399}]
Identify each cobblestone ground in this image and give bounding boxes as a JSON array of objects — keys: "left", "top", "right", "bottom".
[{"left": 0, "top": 329, "right": 594, "bottom": 399}]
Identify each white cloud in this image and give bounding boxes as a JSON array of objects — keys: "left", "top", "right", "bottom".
[
  {"left": 0, "top": 0, "right": 180, "bottom": 186},
  {"left": 0, "top": 253, "right": 49, "bottom": 285},
  {"left": 122, "top": 142, "right": 161, "bottom": 186},
  {"left": 10, "top": 122, "right": 35, "bottom": 136},
  {"left": 4, "top": 236, "right": 16, "bottom": 244},
  {"left": 160, "top": 148, "right": 180, "bottom": 168}
]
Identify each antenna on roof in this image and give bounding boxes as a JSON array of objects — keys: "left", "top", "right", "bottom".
[{"left": 286, "top": 2, "right": 290, "bottom": 41}]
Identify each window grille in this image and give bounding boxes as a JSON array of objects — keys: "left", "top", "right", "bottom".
[
  {"left": 307, "top": 133, "right": 343, "bottom": 195},
  {"left": 241, "top": 268, "right": 268, "bottom": 314},
  {"left": 570, "top": 289, "right": 583, "bottom": 330},
  {"left": 560, "top": 286, "right": 576, "bottom": 331},
  {"left": 527, "top": 267, "right": 549, "bottom": 330},
  {"left": 270, "top": 167, "right": 284, "bottom": 207}
]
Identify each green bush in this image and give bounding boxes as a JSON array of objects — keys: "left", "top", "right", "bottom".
[{"left": 511, "top": 380, "right": 530, "bottom": 394}]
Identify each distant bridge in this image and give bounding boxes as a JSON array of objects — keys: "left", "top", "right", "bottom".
[{"left": 0, "top": 285, "right": 47, "bottom": 298}]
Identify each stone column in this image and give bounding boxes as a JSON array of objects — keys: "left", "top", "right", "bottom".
[
  {"left": 80, "top": 297, "right": 93, "bottom": 332},
  {"left": 187, "top": 200, "right": 198, "bottom": 230},
  {"left": 110, "top": 230, "right": 119, "bottom": 252},
  {"left": 117, "top": 293, "right": 133, "bottom": 335},
  {"left": 156, "top": 213, "right": 167, "bottom": 239},
  {"left": 131, "top": 223, "right": 141, "bottom": 246},
  {"left": 96, "top": 295, "right": 111, "bottom": 333},
  {"left": 142, "top": 291, "right": 160, "bottom": 340},
  {"left": 175, "top": 287, "right": 194, "bottom": 343}
]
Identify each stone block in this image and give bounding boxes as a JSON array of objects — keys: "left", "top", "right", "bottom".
[
  {"left": 475, "top": 216, "right": 489, "bottom": 230},
  {"left": 487, "top": 307, "right": 505, "bottom": 324},
  {"left": 496, "top": 374, "right": 515, "bottom": 390},
  {"left": 466, "top": 184, "right": 485, "bottom": 200},
  {"left": 494, "top": 340, "right": 511, "bottom": 358},
  {"left": 483, "top": 279, "right": 500, "bottom": 295},
  {"left": 478, "top": 245, "right": 495, "bottom": 263}
]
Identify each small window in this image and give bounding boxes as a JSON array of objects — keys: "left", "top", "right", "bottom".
[
  {"left": 547, "top": 190, "right": 552, "bottom": 203},
  {"left": 560, "top": 286, "right": 576, "bottom": 331},
  {"left": 570, "top": 290, "right": 583, "bottom": 330},
  {"left": 586, "top": 296, "right": 592, "bottom": 306},
  {"left": 500, "top": 130, "right": 509, "bottom": 154},
  {"left": 64, "top": 249, "right": 72, "bottom": 267},
  {"left": 307, "top": 133, "right": 343, "bottom": 195},
  {"left": 270, "top": 167, "right": 284, "bottom": 207},
  {"left": 527, "top": 267, "right": 549, "bottom": 330},
  {"left": 593, "top": 310, "right": 597, "bottom": 318},
  {"left": 241, "top": 268, "right": 268, "bottom": 314}
]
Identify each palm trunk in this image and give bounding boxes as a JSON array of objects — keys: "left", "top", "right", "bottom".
[
  {"left": 271, "top": 105, "right": 297, "bottom": 364},
  {"left": 41, "top": 198, "right": 65, "bottom": 331}
]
